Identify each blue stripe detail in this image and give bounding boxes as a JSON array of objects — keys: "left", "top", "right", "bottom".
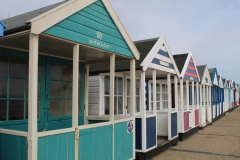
[
  {"left": 135, "top": 118, "right": 142, "bottom": 150},
  {"left": 171, "top": 112, "right": 178, "bottom": 138},
  {"left": 188, "top": 62, "right": 195, "bottom": 67},
  {"left": 158, "top": 49, "right": 169, "bottom": 58},
  {"left": 146, "top": 116, "right": 157, "bottom": 149},
  {"left": 186, "top": 68, "right": 197, "bottom": 75},
  {"left": 151, "top": 58, "right": 174, "bottom": 69},
  {"left": 184, "top": 75, "right": 199, "bottom": 82}
]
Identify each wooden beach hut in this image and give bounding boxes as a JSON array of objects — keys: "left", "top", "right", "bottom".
[
  {"left": 209, "top": 68, "right": 220, "bottom": 121},
  {"left": 0, "top": 20, "right": 6, "bottom": 36},
  {"left": 223, "top": 78, "right": 229, "bottom": 113},
  {"left": 196, "top": 65, "right": 212, "bottom": 128},
  {"left": 217, "top": 75, "right": 224, "bottom": 117},
  {"left": 227, "top": 80, "right": 233, "bottom": 111},
  {"left": 173, "top": 53, "right": 200, "bottom": 140},
  {"left": 0, "top": 0, "right": 140, "bottom": 159},
  {"left": 88, "top": 36, "right": 180, "bottom": 159}
]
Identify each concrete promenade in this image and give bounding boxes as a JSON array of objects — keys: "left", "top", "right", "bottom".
[{"left": 152, "top": 107, "right": 240, "bottom": 160}]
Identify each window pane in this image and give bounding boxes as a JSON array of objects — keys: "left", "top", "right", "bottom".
[
  {"left": 136, "top": 80, "right": 140, "bottom": 95},
  {"left": 10, "top": 57, "right": 27, "bottom": 77},
  {"left": 114, "top": 97, "right": 117, "bottom": 115},
  {"left": 0, "top": 78, "right": 8, "bottom": 98},
  {"left": 50, "top": 81, "right": 61, "bottom": 98},
  {"left": 127, "top": 97, "right": 130, "bottom": 114},
  {"left": 78, "top": 69, "right": 82, "bottom": 83},
  {"left": 62, "top": 82, "right": 72, "bottom": 98},
  {"left": 157, "top": 93, "right": 160, "bottom": 101},
  {"left": 0, "top": 54, "right": 9, "bottom": 76},
  {"left": 136, "top": 96, "right": 140, "bottom": 112},
  {"left": 118, "top": 97, "right": 123, "bottom": 114},
  {"left": 157, "top": 102, "right": 160, "bottom": 110},
  {"left": 78, "top": 99, "right": 81, "bottom": 114},
  {"left": 156, "top": 84, "right": 160, "bottom": 92},
  {"left": 50, "top": 63, "right": 62, "bottom": 80},
  {"left": 9, "top": 100, "right": 24, "bottom": 120},
  {"left": 114, "top": 77, "right": 117, "bottom": 95},
  {"left": 118, "top": 77, "right": 123, "bottom": 95},
  {"left": 127, "top": 79, "right": 130, "bottom": 96},
  {"left": 10, "top": 79, "right": 24, "bottom": 98},
  {"left": 78, "top": 84, "right": 82, "bottom": 98},
  {"left": 0, "top": 100, "right": 7, "bottom": 121},
  {"left": 104, "top": 96, "right": 110, "bottom": 115},
  {"left": 151, "top": 92, "right": 153, "bottom": 101},
  {"left": 62, "top": 65, "right": 73, "bottom": 81},
  {"left": 38, "top": 62, "right": 41, "bottom": 79},
  {"left": 50, "top": 100, "right": 60, "bottom": 117},
  {"left": 104, "top": 76, "right": 110, "bottom": 95},
  {"left": 62, "top": 100, "right": 71, "bottom": 116}
]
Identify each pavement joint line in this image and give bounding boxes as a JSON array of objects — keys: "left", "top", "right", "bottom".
[
  {"left": 196, "top": 133, "right": 240, "bottom": 138},
  {"left": 168, "top": 149, "right": 240, "bottom": 158}
]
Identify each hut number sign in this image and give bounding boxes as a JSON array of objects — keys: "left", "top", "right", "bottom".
[
  {"left": 127, "top": 121, "right": 133, "bottom": 133},
  {"left": 159, "top": 60, "right": 169, "bottom": 67},
  {"left": 88, "top": 31, "right": 110, "bottom": 49}
]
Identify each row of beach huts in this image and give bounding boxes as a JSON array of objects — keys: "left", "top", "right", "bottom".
[{"left": 0, "top": 0, "right": 239, "bottom": 160}]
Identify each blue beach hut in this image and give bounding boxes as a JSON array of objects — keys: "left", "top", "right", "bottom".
[
  {"left": 217, "top": 75, "right": 224, "bottom": 117},
  {"left": 0, "top": 20, "right": 6, "bottom": 36},
  {"left": 0, "top": 0, "right": 140, "bottom": 159}
]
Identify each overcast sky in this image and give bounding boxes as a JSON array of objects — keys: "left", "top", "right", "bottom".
[{"left": 1, "top": 0, "right": 240, "bottom": 84}]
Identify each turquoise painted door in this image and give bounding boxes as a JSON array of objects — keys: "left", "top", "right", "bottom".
[{"left": 40, "top": 56, "right": 85, "bottom": 131}]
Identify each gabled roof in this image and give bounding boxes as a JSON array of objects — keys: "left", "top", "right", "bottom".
[
  {"left": 3, "top": 1, "right": 66, "bottom": 34},
  {"left": 173, "top": 52, "right": 199, "bottom": 82},
  {"left": 2, "top": 0, "right": 140, "bottom": 60},
  {"left": 209, "top": 68, "right": 219, "bottom": 85},
  {"left": 0, "top": 21, "right": 6, "bottom": 28},
  {"left": 173, "top": 54, "right": 188, "bottom": 73},
  {"left": 196, "top": 65, "right": 205, "bottom": 80}
]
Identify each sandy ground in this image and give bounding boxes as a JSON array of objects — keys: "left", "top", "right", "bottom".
[{"left": 151, "top": 107, "right": 240, "bottom": 160}]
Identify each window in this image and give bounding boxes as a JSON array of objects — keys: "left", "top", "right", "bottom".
[
  {"left": 149, "top": 82, "right": 168, "bottom": 110},
  {"left": 0, "top": 54, "right": 40, "bottom": 121},
  {"left": 104, "top": 76, "right": 124, "bottom": 115},
  {"left": 126, "top": 78, "right": 140, "bottom": 114}
]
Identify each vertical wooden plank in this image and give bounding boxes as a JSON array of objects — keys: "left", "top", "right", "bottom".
[
  {"left": 28, "top": 33, "right": 39, "bottom": 160},
  {"left": 109, "top": 54, "right": 115, "bottom": 122},
  {"left": 130, "top": 59, "right": 135, "bottom": 158},
  {"left": 72, "top": 44, "right": 79, "bottom": 127},
  {"left": 180, "top": 78, "right": 184, "bottom": 132},
  {"left": 167, "top": 73, "right": 171, "bottom": 140},
  {"left": 174, "top": 76, "right": 178, "bottom": 112},
  {"left": 192, "top": 81, "right": 195, "bottom": 110},
  {"left": 84, "top": 64, "right": 89, "bottom": 125},
  {"left": 140, "top": 71, "right": 146, "bottom": 151},
  {"left": 186, "top": 80, "right": 189, "bottom": 111},
  {"left": 152, "top": 69, "right": 157, "bottom": 115}
]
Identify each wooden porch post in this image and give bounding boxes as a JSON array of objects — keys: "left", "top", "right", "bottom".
[
  {"left": 109, "top": 54, "right": 115, "bottom": 122},
  {"left": 192, "top": 81, "right": 195, "bottom": 110},
  {"left": 84, "top": 64, "right": 89, "bottom": 125},
  {"left": 203, "top": 85, "right": 206, "bottom": 116},
  {"left": 199, "top": 84, "right": 202, "bottom": 125},
  {"left": 141, "top": 71, "right": 146, "bottom": 151},
  {"left": 186, "top": 80, "right": 189, "bottom": 111},
  {"left": 28, "top": 33, "right": 39, "bottom": 160},
  {"left": 196, "top": 82, "right": 199, "bottom": 109},
  {"left": 180, "top": 78, "right": 184, "bottom": 132},
  {"left": 167, "top": 73, "right": 171, "bottom": 140},
  {"left": 72, "top": 44, "right": 79, "bottom": 160},
  {"left": 153, "top": 69, "right": 157, "bottom": 115},
  {"left": 72, "top": 44, "right": 79, "bottom": 127},
  {"left": 174, "top": 76, "right": 178, "bottom": 112},
  {"left": 130, "top": 59, "right": 136, "bottom": 158},
  {"left": 208, "top": 86, "right": 212, "bottom": 122}
]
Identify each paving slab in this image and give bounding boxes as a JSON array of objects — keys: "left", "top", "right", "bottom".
[{"left": 151, "top": 107, "right": 240, "bottom": 160}]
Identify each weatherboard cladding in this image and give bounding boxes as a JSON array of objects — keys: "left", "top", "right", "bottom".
[
  {"left": 2, "top": 1, "right": 66, "bottom": 34},
  {"left": 43, "top": 1, "right": 134, "bottom": 58},
  {"left": 151, "top": 49, "right": 175, "bottom": 70},
  {"left": 89, "top": 38, "right": 158, "bottom": 73}
]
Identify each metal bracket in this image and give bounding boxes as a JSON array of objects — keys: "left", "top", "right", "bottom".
[{"left": 75, "top": 128, "right": 79, "bottom": 140}]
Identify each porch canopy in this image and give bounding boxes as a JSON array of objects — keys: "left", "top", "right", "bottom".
[{"left": 0, "top": 0, "right": 140, "bottom": 160}]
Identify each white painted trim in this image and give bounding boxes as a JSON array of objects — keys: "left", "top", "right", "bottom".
[
  {"left": 186, "top": 80, "right": 189, "bottom": 111},
  {"left": 79, "top": 122, "right": 112, "bottom": 130},
  {"left": 38, "top": 128, "right": 75, "bottom": 137},
  {"left": 28, "top": 33, "right": 39, "bottom": 160},
  {"left": 84, "top": 64, "right": 89, "bottom": 124},
  {"left": 153, "top": 70, "right": 157, "bottom": 115},
  {"left": 167, "top": 73, "right": 171, "bottom": 140},
  {"left": 145, "top": 145, "right": 157, "bottom": 152},
  {"left": 140, "top": 71, "right": 146, "bottom": 152},
  {"left": 109, "top": 54, "right": 115, "bottom": 122},
  {"left": 114, "top": 118, "right": 134, "bottom": 124},
  {"left": 174, "top": 76, "right": 178, "bottom": 112},
  {"left": 140, "top": 36, "right": 180, "bottom": 77},
  {"left": 102, "top": 0, "right": 140, "bottom": 60},
  {"left": 192, "top": 81, "right": 195, "bottom": 110},
  {"left": 0, "top": 129, "right": 27, "bottom": 137},
  {"left": 72, "top": 44, "right": 79, "bottom": 127},
  {"left": 30, "top": 0, "right": 97, "bottom": 34}
]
